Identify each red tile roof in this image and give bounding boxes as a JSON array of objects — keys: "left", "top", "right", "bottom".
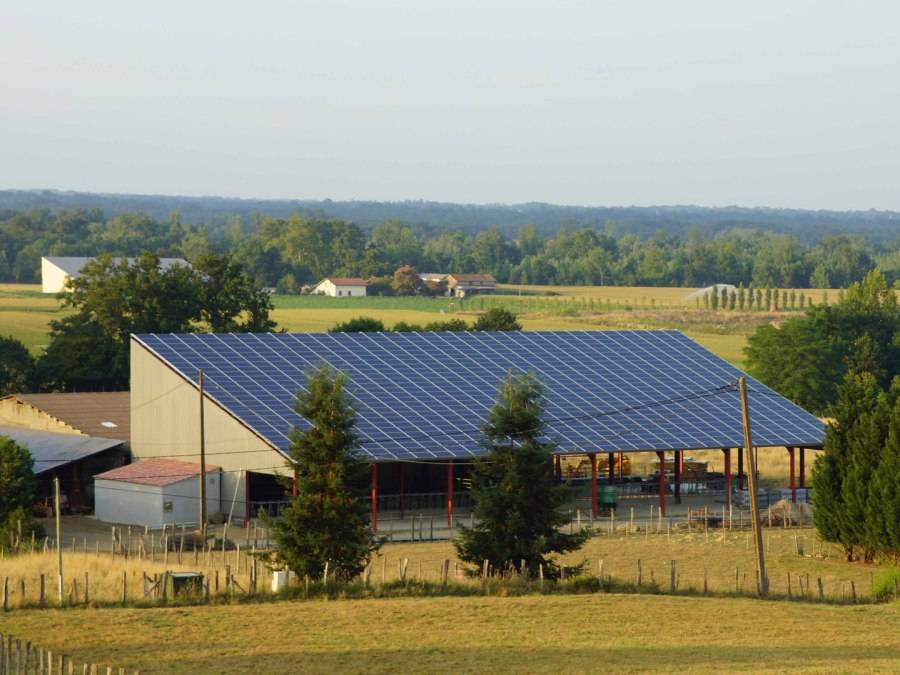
[
  {"left": 94, "top": 458, "right": 219, "bottom": 487},
  {"left": 322, "top": 277, "right": 368, "bottom": 286}
]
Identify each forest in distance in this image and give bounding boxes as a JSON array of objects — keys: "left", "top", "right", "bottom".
[{"left": 0, "top": 190, "right": 898, "bottom": 291}]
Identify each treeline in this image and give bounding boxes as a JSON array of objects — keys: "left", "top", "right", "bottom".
[
  {"left": 4, "top": 190, "right": 900, "bottom": 242},
  {"left": 1, "top": 208, "right": 898, "bottom": 290}
]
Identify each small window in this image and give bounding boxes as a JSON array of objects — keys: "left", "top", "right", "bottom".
[
  {"left": 338, "top": 290, "right": 342, "bottom": 296},
  {"left": 163, "top": 501, "right": 173, "bottom": 513},
  {"left": 347, "top": 290, "right": 352, "bottom": 296}
]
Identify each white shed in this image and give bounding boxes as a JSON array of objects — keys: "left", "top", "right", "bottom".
[
  {"left": 93, "top": 458, "right": 221, "bottom": 527},
  {"left": 312, "top": 277, "right": 368, "bottom": 297}
]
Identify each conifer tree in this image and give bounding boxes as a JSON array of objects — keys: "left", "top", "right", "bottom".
[
  {"left": 789, "top": 289, "right": 796, "bottom": 310},
  {"left": 728, "top": 289, "right": 737, "bottom": 310},
  {"left": 782, "top": 290, "right": 789, "bottom": 310},
  {"left": 455, "top": 372, "right": 588, "bottom": 578},
  {"left": 738, "top": 282, "right": 746, "bottom": 311},
  {"left": 799, "top": 292, "right": 806, "bottom": 309},
  {"left": 765, "top": 287, "right": 773, "bottom": 311},
  {"left": 710, "top": 288, "right": 718, "bottom": 310},
  {"left": 703, "top": 291, "right": 710, "bottom": 310},
  {"left": 271, "top": 364, "right": 378, "bottom": 580},
  {"left": 756, "top": 288, "right": 763, "bottom": 310},
  {"left": 720, "top": 286, "right": 729, "bottom": 309},
  {"left": 812, "top": 373, "right": 890, "bottom": 561}
]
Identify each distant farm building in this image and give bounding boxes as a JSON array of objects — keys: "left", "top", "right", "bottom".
[
  {"left": 129, "top": 330, "right": 824, "bottom": 529},
  {"left": 417, "top": 273, "right": 448, "bottom": 284},
  {"left": 686, "top": 284, "right": 737, "bottom": 301},
  {"left": 41, "top": 256, "right": 189, "bottom": 294},
  {"left": 94, "top": 458, "right": 221, "bottom": 527},
  {"left": 313, "top": 277, "right": 368, "bottom": 297},
  {"left": 445, "top": 273, "right": 496, "bottom": 297}
]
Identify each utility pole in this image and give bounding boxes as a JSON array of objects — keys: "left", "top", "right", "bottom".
[
  {"left": 54, "top": 475, "right": 63, "bottom": 604},
  {"left": 199, "top": 369, "right": 207, "bottom": 543},
  {"left": 739, "top": 376, "right": 768, "bottom": 596}
]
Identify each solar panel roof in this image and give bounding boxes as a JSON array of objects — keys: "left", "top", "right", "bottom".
[{"left": 133, "top": 331, "right": 825, "bottom": 461}]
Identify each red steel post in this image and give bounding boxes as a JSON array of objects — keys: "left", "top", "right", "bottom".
[
  {"left": 447, "top": 460, "right": 454, "bottom": 527},
  {"left": 799, "top": 447, "right": 806, "bottom": 488},
  {"left": 788, "top": 447, "right": 796, "bottom": 503},
  {"left": 608, "top": 452, "right": 615, "bottom": 483},
  {"left": 723, "top": 448, "right": 732, "bottom": 510},
  {"left": 589, "top": 453, "right": 598, "bottom": 519},
  {"left": 371, "top": 463, "right": 378, "bottom": 532},
  {"left": 674, "top": 449, "right": 682, "bottom": 505},
  {"left": 657, "top": 450, "right": 666, "bottom": 516}
]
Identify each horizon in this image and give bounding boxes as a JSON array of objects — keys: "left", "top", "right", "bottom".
[{"left": 5, "top": 187, "right": 900, "bottom": 216}]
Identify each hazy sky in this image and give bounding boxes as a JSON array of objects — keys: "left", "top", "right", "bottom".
[{"left": 2, "top": 1, "right": 899, "bottom": 209}]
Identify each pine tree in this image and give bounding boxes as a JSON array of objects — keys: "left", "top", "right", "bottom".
[
  {"left": 782, "top": 290, "right": 789, "bottom": 310},
  {"left": 765, "top": 287, "right": 773, "bottom": 311},
  {"left": 710, "top": 288, "right": 718, "bottom": 310},
  {"left": 738, "top": 282, "right": 746, "bottom": 311},
  {"left": 271, "top": 364, "right": 378, "bottom": 580},
  {"left": 728, "top": 289, "right": 737, "bottom": 310},
  {"left": 747, "top": 283, "right": 755, "bottom": 310},
  {"left": 812, "top": 373, "right": 887, "bottom": 561},
  {"left": 756, "top": 288, "right": 763, "bottom": 310},
  {"left": 455, "top": 372, "right": 588, "bottom": 578},
  {"left": 789, "top": 289, "right": 797, "bottom": 310},
  {"left": 773, "top": 288, "right": 780, "bottom": 311},
  {"left": 720, "top": 286, "right": 729, "bottom": 309},
  {"left": 799, "top": 292, "right": 806, "bottom": 309},
  {"left": 703, "top": 291, "right": 710, "bottom": 310}
]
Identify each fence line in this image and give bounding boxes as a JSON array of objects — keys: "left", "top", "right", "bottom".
[{"left": 0, "top": 632, "right": 137, "bottom": 675}]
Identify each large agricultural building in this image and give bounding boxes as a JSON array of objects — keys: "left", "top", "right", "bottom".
[{"left": 129, "top": 330, "right": 824, "bottom": 528}]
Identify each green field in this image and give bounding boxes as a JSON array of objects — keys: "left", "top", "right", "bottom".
[{"left": 0, "top": 283, "right": 797, "bottom": 367}]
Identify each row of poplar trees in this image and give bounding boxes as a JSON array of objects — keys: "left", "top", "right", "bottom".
[
  {"left": 702, "top": 283, "right": 829, "bottom": 312},
  {"left": 812, "top": 373, "right": 900, "bottom": 563},
  {"left": 270, "top": 364, "right": 585, "bottom": 581}
]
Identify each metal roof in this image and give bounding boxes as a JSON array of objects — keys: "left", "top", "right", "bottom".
[
  {"left": 4, "top": 392, "right": 130, "bottom": 441},
  {"left": 94, "top": 458, "right": 220, "bottom": 487},
  {"left": 43, "top": 256, "right": 189, "bottom": 277},
  {"left": 0, "top": 426, "right": 124, "bottom": 474}
]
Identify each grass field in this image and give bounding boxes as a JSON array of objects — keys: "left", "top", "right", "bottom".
[
  {"left": 0, "top": 283, "right": 784, "bottom": 367},
  {"left": 2, "top": 574, "right": 898, "bottom": 673}
]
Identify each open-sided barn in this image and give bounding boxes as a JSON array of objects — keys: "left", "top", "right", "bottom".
[{"left": 129, "top": 330, "right": 824, "bottom": 529}]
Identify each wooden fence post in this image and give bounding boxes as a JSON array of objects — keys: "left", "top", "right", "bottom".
[
  {"left": 669, "top": 560, "right": 676, "bottom": 593},
  {"left": 636, "top": 559, "right": 642, "bottom": 587},
  {"left": 817, "top": 577, "right": 824, "bottom": 601}
]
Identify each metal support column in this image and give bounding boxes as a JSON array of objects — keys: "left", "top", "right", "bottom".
[
  {"left": 657, "top": 450, "right": 666, "bottom": 516},
  {"left": 674, "top": 450, "right": 682, "bottom": 505},
  {"left": 799, "top": 448, "right": 806, "bottom": 488},
  {"left": 737, "top": 445, "right": 745, "bottom": 491},
  {"left": 589, "top": 453, "right": 598, "bottom": 519},
  {"left": 399, "top": 464, "right": 405, "bottom": 520},
  {"left": 370, "top": 463, "right": 377, "bottom": 532},
  {"left": 723, "top": 448, "right": 732, "bottom": 510},
  {"left": 788, "top": 447, "right": 796, "bottom": 503},
  {"left": 447, "top": 460, "right": 454, "bottom": 527},
  {"left": 608, "top": 452, "right": 615, "bottom": 483}
]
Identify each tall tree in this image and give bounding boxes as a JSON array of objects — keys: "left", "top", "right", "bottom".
[
  {"left": 455, "top": 372, "right": 588, "bottom": 578},
  {"left": 270, "top": 365, "right": 377, "bottom": 580}
]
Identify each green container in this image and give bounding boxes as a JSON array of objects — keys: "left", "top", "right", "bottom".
[{"left": 599, "top": 486, "right": 618, "bottom": 508}]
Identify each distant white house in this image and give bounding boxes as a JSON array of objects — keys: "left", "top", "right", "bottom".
[
  {"left": 41, "top": 256, "right": 189, "bottom": 294},
  {"left": 446, "top": 273, "right": 497, "bottom": 298},
  {"left": 313, "top": 277, "right": 368, "bottom": 297},
  {"left": 417, "top": 273, "right": 448, "bottom": 284},
  {"left": 686, "top": 284, "right": 737, "bottom": 301}
]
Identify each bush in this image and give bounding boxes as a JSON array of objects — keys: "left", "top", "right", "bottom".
[{"left": 871, "top": 567, "right": 900, "bottom": 602}]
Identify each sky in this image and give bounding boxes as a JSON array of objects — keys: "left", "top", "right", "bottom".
[{"left": 2, "top": 1, "right": 900, "bottom": 210}]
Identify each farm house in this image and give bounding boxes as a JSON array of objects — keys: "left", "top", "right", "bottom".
[{"left": 127, "top": 330, "right": 824, "bottom": 532}]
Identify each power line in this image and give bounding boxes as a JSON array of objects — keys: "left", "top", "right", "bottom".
[{"left": 31, "top": 382, "right": 741, "bottom": 466}]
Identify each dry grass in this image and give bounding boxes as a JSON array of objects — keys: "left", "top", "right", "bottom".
[{"left": 3, "top": 591, "right": 899, "bottom": 673}]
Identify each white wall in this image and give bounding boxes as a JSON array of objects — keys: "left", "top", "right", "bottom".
[
  {"left": 41, "top": 258, "right": 70, "bottom": 294},
  {"left": 313, "top": 280, "right": 367, "bottom": 297},
  {"left": 94, "top": 471, "right": 221, "bottom": 527},
  {"left": 131, "top": 340, "right": 285, "bottom": 523}
]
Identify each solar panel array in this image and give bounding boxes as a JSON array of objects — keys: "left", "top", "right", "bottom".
[{"left": 134, "top": 331, "right": 824, "bottom": 461}]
